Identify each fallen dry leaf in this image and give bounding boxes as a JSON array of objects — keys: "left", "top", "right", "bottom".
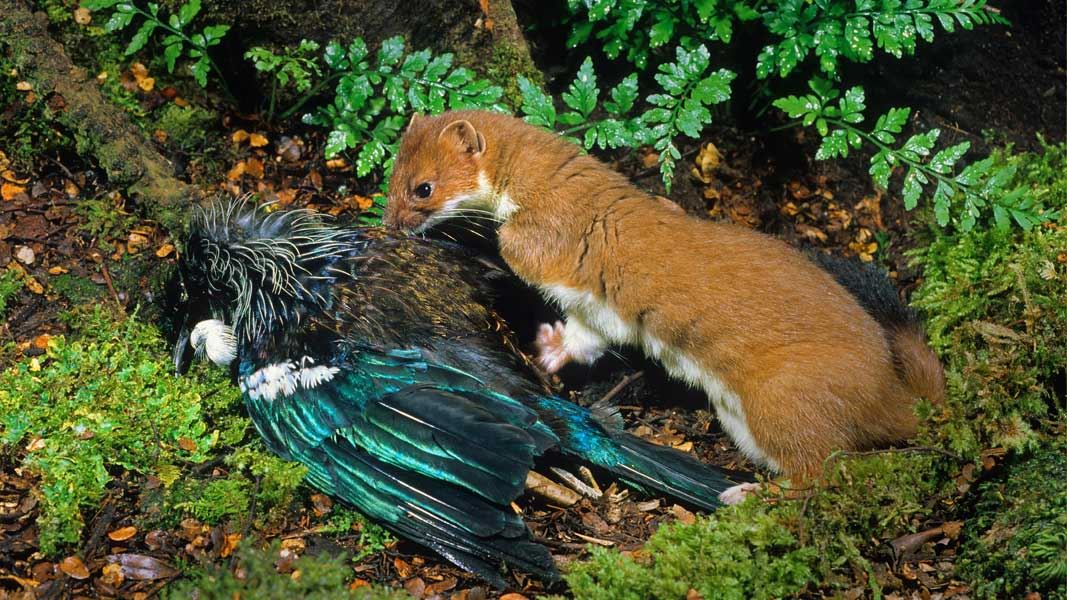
[
  {"left": 106, "top": 554, "right": 178, "bottom": 581},
  {"left": 500, "top": 594, "right": 529, "bottom": 600},
  {"left": 32, "top": 334, "right": 51, "bottom": 349},
  {"left": 108, "top": 526, "right": 138, "bottom": 542},
  {"left": 59, "top": 556, "right": 90, "bottom": 579},
  {"left": 1, "top": 169, "right": 30, "bottom": 184},
  {"left": 15, "top": 246, "right": 34, "bottom": 265},
  {"left": 177, "top": 437, "right": 197, "bottom": 452},
  {"left": 155, "top": 243, "right": 175, "bottom": 258},
  {"left": 244, "top": 157, "right": 265, "bottom": 178},
  {"left": 137, "top": 76, "right": 155, "bottom": 92},
  {"left": 15, "top": 81, "right": 32, "bottom": 92},
  {"left": 231, "top": 129, "right": 250, "bottom": 144},
  {"left": 325, "top": 157, "right": 348, "bottom": 170},
  {"left": 226, "top": 161, "right": 246, "bottom": 180},
  {"left": 349, "top": 578, "right": 371, "bottom": 590},
  {"left": 127, "top": 232, "right": 149, "bottom": 255},
  {"left": 24, "top": 276, "right": 44, "bottom": 294},
  {"left": 404, "top": 577, "right": 426, "bottom": 598},
  {"left": 310, "top": 493, "right": 333, "bottom": 517},
  {"left": 670, "top": 504, "right": 696, "bottom": 525},
  {"left": 48, "top": 265, "right": 69, "bottom": 275},
  {"left": 220, "top": 533, "right": 242, "bottom": 558},
  {"left": 73, "top": 7, "right": 92, "bottom": 24},
  {"left": 249, "top": 133, "right": 269, "bottom": 147},
  {"left": 130, "top": 62, "right": 148, "bottom": 80},
  {"left": 25, "top": 437, "right": 45, "bottom": 452},
  {"left": 2, "top": 182, "right": 27, "bottom": 201},
  {"left": 393, "top": 557, "right": 414, "bottom": 579},
  {"left": 100, "top": 562, "right": 124, "bottom": 586}
]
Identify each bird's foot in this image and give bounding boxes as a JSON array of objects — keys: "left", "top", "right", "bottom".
[
  {"left": 536, "top": 321, "right": 571, "bottom": 374},
  {"left": 718, "top": 482, "right": 762, "bottom": 505}
]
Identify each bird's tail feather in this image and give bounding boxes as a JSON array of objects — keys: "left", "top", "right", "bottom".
[{"left": 535, "top": 397, "right": 738, "bottom": 512}]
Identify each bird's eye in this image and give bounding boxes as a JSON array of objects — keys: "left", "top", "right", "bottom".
[{"left": 414, "top": 182, "right": 433, "bottom": 199}]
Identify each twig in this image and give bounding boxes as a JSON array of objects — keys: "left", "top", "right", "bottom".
[
  {"left": 598, "top": 371, "right": 645, "bottom": 405},
  {"left": 100, "top": 264, "right": 124, "bottom": 311}
]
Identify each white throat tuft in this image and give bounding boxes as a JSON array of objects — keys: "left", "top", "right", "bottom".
[{"left": 190, "top": 319, "right": 238, "bottom": 365}]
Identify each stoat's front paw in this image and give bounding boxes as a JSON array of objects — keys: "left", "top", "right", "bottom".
[
  {"left": 718, "top": 482, "right": 762, "bottom": 506},
  {"left": 535, "top": 321, "right": 571, "bottom": 374}
]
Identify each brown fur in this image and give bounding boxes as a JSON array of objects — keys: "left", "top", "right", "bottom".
[{"left": 386, "top": 110, "right": 944, "bottom": 484}]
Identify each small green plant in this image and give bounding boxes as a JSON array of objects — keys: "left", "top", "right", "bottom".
[
  {"left": 79, "top": 0, "right": 230, "bottom": 92},
  {"left": 773, "top": 79, "right": 1056, "bottom": 231},
  {"left": 74, "top": 195, "right": 135, "bottom": 248},
  {"left": 163, "top": 540, "right": 408, "bottom": 600},
  {"left": 755, "top": 0, "right": 1007, "bottom": 79},
  {"left": 562, "top": 0, "right": 1027, "bottom": 230},
  {"left": 245, "top": 39, "right": 323, "bottom": 122},
  {"left": 518, "top": 49, "right": 734, "bottom": 191},
  {"left": 563, "top": 0, "right": 761, "bottom": 69},
  {"left": 302, "top": 36, "right": 505, "bottom": 179},
  {"left": 317, "top": 506, "right": 396, "bottom": 561}
]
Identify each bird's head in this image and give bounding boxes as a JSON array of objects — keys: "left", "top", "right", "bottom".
[{"left": 172, "top": 198, "right": 355, "bottom": 373}]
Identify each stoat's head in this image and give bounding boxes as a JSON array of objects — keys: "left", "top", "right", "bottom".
[{"left": 385, "top": 112, "right": 497, "bottom": 233}]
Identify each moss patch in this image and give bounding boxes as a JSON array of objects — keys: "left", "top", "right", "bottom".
[
  {"left": 958, "top": 445, "right": 1067, "bottom": 599},
  {"left": 163, "top": 540, "right": 408, "bottom": 599}
]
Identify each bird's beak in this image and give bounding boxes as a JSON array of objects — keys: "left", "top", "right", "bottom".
[{"left": 173, "top": 311, "right": 192, "bottom": 375}]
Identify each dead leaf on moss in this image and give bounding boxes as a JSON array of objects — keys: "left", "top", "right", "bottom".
[
  {"left": 325, "top": 158, "right": 348, "bottom": 170},
  {"left": 249, "top": 133, "right": 269, "bottom": 147},
  {"left": 15, "top": 81, "right": 32, "bottom": 92},
  {"left": 137, "top": 76, "right": 155, "bottom": 92},
  {"left": 177, "top": 437, "right": 196, "bottom": 452},
  {"left": 232, "top": 129, "right": 250, "bottom": 144},
  {"left": 155, "top": 243, "right": 175, "bottom": 258},
  {"left": 691, "top": 142, "right": 722, "bottom": 184}
]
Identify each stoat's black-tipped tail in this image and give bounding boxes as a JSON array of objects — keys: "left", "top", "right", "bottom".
[
  {"left": 811, "top": 253, "right": 945, "bottom": 404},
  {"left": 536, "top": 397, "right": 741, "bottom": 512}
]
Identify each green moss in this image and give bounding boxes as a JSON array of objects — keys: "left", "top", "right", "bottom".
[
  {"left": 163, "top": 540, "right": 408, "bottom": 600},
  {"left": 74, "top": 196, "right": 136, "bottom": 249},
  {"left": 565, "top": 500, "right": 818, "bottom": 599},
  {"left": 0, "top": 304, "right": 236, "bottom": 554},
  {"left": 150, "top": 103, "right": 216, "bottom": 151},
  {"left": 958, "top": 445, "right": 1067, "bottom": 599},
  {"left": 909, "top": 141, "right": 1067, "bottom": 458},
  {"left": 49, "top": 273, "right": 102, "bottom": 304},
  {"left": 482, "top": 42, "right": 543, "bottom": 109},
  {"left": 0, "top": 268, "right": 24, "bottom": 319}
]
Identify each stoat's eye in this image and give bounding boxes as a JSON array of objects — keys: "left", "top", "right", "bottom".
[{"left": 414, "top": 182, "right": 433, "bottom": 199}]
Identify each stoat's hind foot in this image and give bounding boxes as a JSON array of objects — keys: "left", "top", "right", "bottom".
[{"left": 718, "top": 482, "right": 762, "bottom": 505}]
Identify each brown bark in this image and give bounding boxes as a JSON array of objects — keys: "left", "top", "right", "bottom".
[{"left": 1, "top": 2, "right": 198, "bottom": 231}]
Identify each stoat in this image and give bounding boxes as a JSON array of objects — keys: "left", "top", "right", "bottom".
[{"left": 384, "top": 110, "right": 944, "bottom": 502}]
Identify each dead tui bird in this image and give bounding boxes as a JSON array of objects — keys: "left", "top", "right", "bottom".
[{"left": 171, "top": 199, "right": 740, "bottom": 588}]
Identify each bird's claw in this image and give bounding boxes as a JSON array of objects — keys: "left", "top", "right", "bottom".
[{"left": 536, "top": 321, "right": 570, "bottom": 374}]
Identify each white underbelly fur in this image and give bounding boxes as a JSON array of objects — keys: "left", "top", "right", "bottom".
[{"left": 544, "top": 285, "right": 778, "bottom": 471}]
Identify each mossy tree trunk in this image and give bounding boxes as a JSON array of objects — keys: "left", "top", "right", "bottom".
[{"left": 1, "top": 2, "right": 199, "bottom": 231}]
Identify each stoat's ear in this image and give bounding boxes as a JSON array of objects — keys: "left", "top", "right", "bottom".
[
  {"left": 439, "top": 119, "right": 486, "bottom": 156},
  {"left": 407, "top": 112, "right": 423, "bottom": 130}
]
